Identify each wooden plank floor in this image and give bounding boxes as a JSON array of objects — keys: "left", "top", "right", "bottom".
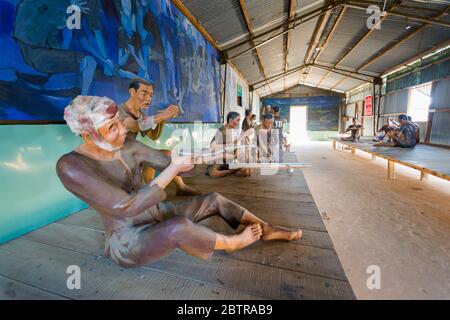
[
  {"left": 0, "top": 153, "right": 355, "bottom": 300},
  {"left": 333, "top": 138, "right": 450, "bottom": 180}
]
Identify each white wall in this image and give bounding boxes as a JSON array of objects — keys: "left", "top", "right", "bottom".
[
  {"left": 251, "top": 91, "right": 261, "bottom": 122},
  {"left": 221, "top": 65, "right": 250, "bottom": 119}
]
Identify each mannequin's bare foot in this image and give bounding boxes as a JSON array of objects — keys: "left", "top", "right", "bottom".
[
  {"left": 225, "top": 223, "right": 262, "bottom": 252},
  {"left": 235, "top": 168, "right": 251, "bottom": 177},
  {"left": 261, "top": 223, "right": 302, "bottom": 241},
  {"left": 176, "top": 185, "right": 202, "bottom": 196}
]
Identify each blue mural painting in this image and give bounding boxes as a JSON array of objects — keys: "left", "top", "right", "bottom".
[
  {"left": 0, "top": 0, "right": 220, "bottom": 122},
  {"left": 262, "top": 96, "right": 340, "bottom": 131}
]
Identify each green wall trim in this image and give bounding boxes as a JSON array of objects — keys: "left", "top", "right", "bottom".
[{"left": 0, "top": 123, "right": 221, "bottom": 244}]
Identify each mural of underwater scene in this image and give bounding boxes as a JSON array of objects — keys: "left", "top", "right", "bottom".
[
  {"left": 0, "top": 0, "right": 220, "bottom": 122},
  {"left": 262, "top": 96, "right": 340, "bottom": 131}
]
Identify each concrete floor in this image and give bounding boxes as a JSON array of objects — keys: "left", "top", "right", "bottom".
[{"left": 294, "top": 141, "right": 450, "bottom": 299}]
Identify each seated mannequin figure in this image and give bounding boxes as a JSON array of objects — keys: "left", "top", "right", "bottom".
[
  {"left": 56, "top": 96, "right": 302, "bottom": 268},
  {"left": 341, "top": 118, "right": 363, "bottom": 142},
  {"left": 254, "top": 113, "right": 280, "bottom": 163},
  {"left": 374, "top": 114, "right": 417, "bottom": 148},
  {"left": 207, "top": 112, "right": 254, "bottom": 178},
  {"left": 118, "top": 78, "right": 200, "bottom": 196}
]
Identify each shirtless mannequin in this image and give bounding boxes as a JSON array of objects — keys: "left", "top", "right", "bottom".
[
  {"left": 119, "top": 78, "right": 200, "bottom": 196},
  {"left": 56, "top": 96, "right": 302, "bottom": 267},
  {"left": 207, "top": 112, "right": 253, "bottom": 178}
]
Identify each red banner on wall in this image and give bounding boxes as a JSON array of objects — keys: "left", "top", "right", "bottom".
[{"left": 365, "top": 95, "right": 373, "bottom": 116}]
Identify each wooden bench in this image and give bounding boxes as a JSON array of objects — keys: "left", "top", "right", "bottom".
[
  {"left": 0, "top": 153, "right": 355, "bottom": 300},
  {"left": 332, "top": 138, "right": 450, "bottom": 181}
]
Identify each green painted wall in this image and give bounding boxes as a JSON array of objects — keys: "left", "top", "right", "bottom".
[
  {"left": 0, "top": 125, "right": 87, "bottom": 244},
  {"left": 0, "top": 123, "right": 221, "bottom": 244}
]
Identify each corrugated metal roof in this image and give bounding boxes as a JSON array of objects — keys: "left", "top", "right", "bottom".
[
  {"left": 315, "top": 7, "right": 370, "bottom": 65},
  {"left": 339, "top": 15, "right": 423, "bottom": 69},
  {"left": 181, "top": 0, "right": 450, "bottom": 95},
  {"left": 246, "top": 0, "right": 290, "bottom": 31},
  {"left": 257, "top": 36, "right": 287, "bottom": 75},
  {"left": 364, "top": 25, "right": 450, "bottom": 73},
  {"left": 335, "top": 78, "right": 365, "bottom": 92},
  {"left": 287, "top": 17, "right": 320, "bottom": 69},
  {"left": 181, "top": 0, "right": 247, "bottom": 44}
]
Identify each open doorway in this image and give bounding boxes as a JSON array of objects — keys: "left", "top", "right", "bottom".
[
  {"left": 408, "top": 83, "right": 432, "bottom": 122},
  {"left": 289, "top": 106, "right": 308, "bottom": 145}
]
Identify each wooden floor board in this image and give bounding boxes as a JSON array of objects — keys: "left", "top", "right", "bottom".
[{"left": 0, "top": 152, "right": 354, "bottom": 299}]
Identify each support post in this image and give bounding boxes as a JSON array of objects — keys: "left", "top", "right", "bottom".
[
  {"left": 388, "top": 160, "right": 395, "bottom": 179},
  {"left": 333, "top": 139, "right": 337, "bottom": 150},
  {"left": 420, "top": 171, "right": 429, "bottom": 181}
]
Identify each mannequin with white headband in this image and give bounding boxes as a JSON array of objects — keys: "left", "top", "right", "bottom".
[{"left": 57, "top": 95, "right": 302, "bottom": 268}]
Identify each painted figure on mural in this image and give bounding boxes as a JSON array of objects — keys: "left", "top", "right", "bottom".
[
  {"left": 56, "top": 96, "right": 302, "bottom": 268},
  {"left": 0, "top": 0, "right": 220, "bottom": 122}
]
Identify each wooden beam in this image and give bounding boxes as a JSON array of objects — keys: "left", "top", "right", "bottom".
[
  {"left": 226, "top": 1, "right": 341, "bottom": 52},
  {"left": 253, "top": 67, "right": 307, "bottom": 91},
  {"left": 313, "top": 6, "right": 347, "bottom": 63},
  {"left": 227, "top": 60, "right": 250, "bottom": 85},
  {"left": 335, "top": 0, "right": 403, "bottom": 67},
  {"left": 313, "top": 64, "right": 375, "bottom": 81},
  {"left": 284, "top": 0, "right": 295, "bottom": 90},
  {"left": 329, "top": 1, "right": 402, "bottom": 89},
  {"left": 316, "top": 70, "right": 332, "bottom": 87},
  {"left": 304, "top": 10, "right": 332, "bottom": 65},
  {"left": 238, "top": 0, "right": 272, "bottom": 93},
  {"left": 299, "top": 10, "right": 332, "bottom": 84},
  {"left": 314, "top": 6, "right": 348, "bottom": 87},
  {"left": 347, "top": 81, "right": 368, "bottom": 93},
  {"left": 357, "top": 5, "right": 450, "bottom": 71},
  {"left": 171, "top": 0, "right": 220, "bottom": 51},
  {"left": 252, "top": 64, "right": 307, "bottom": 88},
  {"left": 330, "top": 76, "right": 349, "bottom": 90}
]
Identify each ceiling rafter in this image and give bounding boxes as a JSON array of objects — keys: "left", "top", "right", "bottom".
[
  {"left": 283, "top": 0, "right": 295, "bottom": 90},
  {"left": 238, "top": 0, "right": 272, "bottom": 93},
  {"left": 332, "top": 3, "right": 449, "bottom": 90},
  {"left": 315, "top": 6, "right": 348, "bottom": 87},
  {"left": 329, "top": 0, "right": 403, "bottom": 90},
  {"left": 357, "top": 5, "right": 450, "bottom": 71},
  {"left": 298, "top": 8, "right": 332, "bottom": 85}
]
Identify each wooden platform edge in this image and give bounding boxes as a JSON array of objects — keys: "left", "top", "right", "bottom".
[{"left": 331, "top": 138, "right": 450, "bottom": 181}]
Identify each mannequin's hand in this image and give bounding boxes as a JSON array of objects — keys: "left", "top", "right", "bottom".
[{"left": 171, "top": 154, "right": 194, "bottom": 173}]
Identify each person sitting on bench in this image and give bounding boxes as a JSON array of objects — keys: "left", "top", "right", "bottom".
[
  {"left": 342, "top": 118, "right": 363, "bottom": 142},
  {"left": 255, "top": 113, "right": 280, "bottom": 163},
  {"left": 118, "top": 78, "right": 200, "bottom": 196},
  {"left": 207, "top": 112, "right": 254, "bottom": 178},
  {"left": 374, "top": 114, "right": 416, "bottom": 148},
  {"left": 251, "top": 114, "right": 257, "bottom": 127},
  {"left": 407, "top": 115, "right": 421, "bottom": 144},
  {"left": 56, "top": 96, "right": 302, "bottom": 267},
  {"left": 373, "top": 117, "right": 399, "bottom": 143}
]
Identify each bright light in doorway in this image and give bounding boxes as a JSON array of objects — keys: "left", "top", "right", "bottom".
[
  {"left": 290, "top": 106, "right": 309, "bottom": 145},
  {"left": 408, "top": 84, "right": 432, "bottom": 122}
]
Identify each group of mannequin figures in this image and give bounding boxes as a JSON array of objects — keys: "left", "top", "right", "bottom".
[{"left": 57, "top": 78, "right": 302, "bottom": 267}]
